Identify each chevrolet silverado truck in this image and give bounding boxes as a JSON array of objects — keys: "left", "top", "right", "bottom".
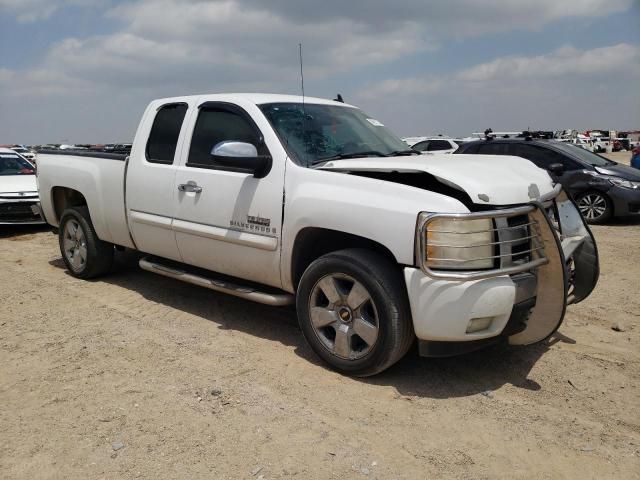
[{"left": 35, "top": 94, "right": 599, "bottom": 376}]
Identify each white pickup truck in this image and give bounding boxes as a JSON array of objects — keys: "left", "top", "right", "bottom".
[{"left": 36, "top": 93, "right": 599, "bottom": 376}]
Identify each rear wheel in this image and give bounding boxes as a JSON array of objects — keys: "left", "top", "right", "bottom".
[
  {"left": 58, "top": 206, "right": 114, "bottom": 279},
  {"left": 296, "top": 249, "right": 414, "bottom": 377},
  {"left": 576, "top": 191, "right": 612, "bottom": 224}
]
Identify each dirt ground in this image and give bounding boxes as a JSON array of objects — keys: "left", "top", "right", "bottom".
[{"left": 1, "top": 152, "right": 638, "bottom": 479}]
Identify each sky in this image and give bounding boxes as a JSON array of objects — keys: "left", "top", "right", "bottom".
[{"left": 1, "top": 0, "right": 639, "bottom": 144}]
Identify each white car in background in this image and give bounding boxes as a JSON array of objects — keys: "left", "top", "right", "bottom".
[
  {"left": 0, "top": 148, "right": 43, "bottom": 224},
  {"left": 403, "top": 136, "right": 462, "bottom": 154},
  {"left": 10, "top": 146, "right": 36, "bottom": 162}
]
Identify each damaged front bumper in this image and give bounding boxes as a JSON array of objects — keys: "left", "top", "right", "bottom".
[{"left": 405, "top": 186, "right": 599, "bottom": 356}]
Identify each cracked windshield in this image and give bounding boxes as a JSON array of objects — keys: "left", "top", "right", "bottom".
[{"left": 260, "top": 102, "right": 416, "bottom": 166}]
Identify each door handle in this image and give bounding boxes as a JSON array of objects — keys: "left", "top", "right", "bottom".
[{"left": 178, "top": 182, "right": 203, "bottom": 193}]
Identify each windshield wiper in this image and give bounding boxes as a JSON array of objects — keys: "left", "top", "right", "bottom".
[
  {"left": 311, "top": 151, "right": 388, "bottom": 165},
  {"left": 311, "top": 148, "right": 420, "bottom": 166},
  {"left": 388, "top": 149, "right": 421, "bottom": 156}
]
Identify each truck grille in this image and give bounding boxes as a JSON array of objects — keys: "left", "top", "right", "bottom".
[
  {"left": 0, "top": 202, "right": 40, "bottom": 222},
  {"left": 494, "top": 213, "right": 545, "bottom": 268}
]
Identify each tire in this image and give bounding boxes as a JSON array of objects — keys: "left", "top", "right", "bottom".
[
  {"left": 576, "top": 191, "right": 612, "bottom": 224},
  {"left": 58, "top": 206, "right": 114, "bottom": 279},
  {"left": 296, "top": 249, "right": 414, "bottom": 377}
]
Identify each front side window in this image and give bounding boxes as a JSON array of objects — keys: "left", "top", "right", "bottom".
[
  {"left": 259, "top": 102, "right": 410, "bottom": 166},
  {"left": 529, "top": 146, "right": 576, "bottom": 169},
  {"left": 0, "top": 153, "right": 35, "bottom": 175},
  {"left": 505, "top": 144, "right": 566, "bottom": 170},
  {"left": 146, "top": 103, "right": 188, "bottom": 164},
  {"left": 552, "top": 142, "right": 614, "bottom": 167},
  {"left": 187, "top": 106, "right": 267, "bottom": 169}
]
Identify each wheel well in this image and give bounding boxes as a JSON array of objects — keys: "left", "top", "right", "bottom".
[
  {"left": 51, "top": 187, "right": 88, "bottom": 223},
  {"left": 291, "top": 227, "right": 399, "bottom": 289}
]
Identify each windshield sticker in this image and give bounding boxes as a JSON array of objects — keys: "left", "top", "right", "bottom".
[
  {"left": 366, "top": 118, "right": 384, "bottom": 127},
  {"left": 0, "top": 154, "right": 20, "bottom": 158}
]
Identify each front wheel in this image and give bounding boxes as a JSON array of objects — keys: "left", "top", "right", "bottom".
[
  {"left": 58, "top": 206, "right": 114, "bottom": 279},
  {"left": 576, "top": 191, "right": 612, "bottom": 224},
  {"left": 296, "top": 249, "right": 414, "bottom": 377}
]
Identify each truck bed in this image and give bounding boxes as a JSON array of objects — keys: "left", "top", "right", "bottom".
[{"left": 36, "top": 150, "right": 135, "bottom": 249}]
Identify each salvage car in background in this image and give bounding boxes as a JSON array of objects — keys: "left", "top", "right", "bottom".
[
  {"left": 455, "top": 139, "right": 640, "bottom": 224},
  {"left": 0, "top": 148, "right": 43, "bottom": 224}
]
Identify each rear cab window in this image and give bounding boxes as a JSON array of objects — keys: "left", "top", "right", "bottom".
[
  {"left": 427, "top": 140, "right": 453, "bottom": 151},
  {"left": 146, "top": 103, "right": 188, "bottom": 164}
]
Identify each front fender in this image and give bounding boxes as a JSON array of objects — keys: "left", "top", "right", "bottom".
[{"left": 280, "top": 163, "right": 469, "bottom": 291}]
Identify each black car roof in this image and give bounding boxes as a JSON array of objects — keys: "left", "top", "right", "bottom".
[
  {"left": 466, "top": 138, "right": 553, "bottom": 144},
  {"left": 456, "top": 138, "right": 563, "bottom": 151}
]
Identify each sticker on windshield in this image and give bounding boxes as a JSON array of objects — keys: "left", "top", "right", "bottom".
[
  {"left": 366, "top": 118, "right": 384, "bottom": 127},
  {"left": 0, "top": 154, "right": 20, "bottom": 158}
]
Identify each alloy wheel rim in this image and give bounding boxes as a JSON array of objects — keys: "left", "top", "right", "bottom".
[
  {"left": 63, "top": 219, "right": 87, "bottom": 272},
  {"left": 308, "top": 273, "right": 379, "bottom": 360},
  {"left": 578, "top": 194, "right": 607, "bottom": 220}
]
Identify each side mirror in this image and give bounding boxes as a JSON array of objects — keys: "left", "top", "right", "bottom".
[
  {"left": 548, "top": 163, "right": 565, "bottom": 175},
  {"left": 210, "top": 141, "right": 272, "bottom": 178}
]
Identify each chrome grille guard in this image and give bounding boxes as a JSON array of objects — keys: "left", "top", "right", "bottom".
[
  {"left": 417, "top": 184, "right": 599, "bottom": 297},
  {"left": 418, "top": 204, "right": 547, "bottom": 280}
]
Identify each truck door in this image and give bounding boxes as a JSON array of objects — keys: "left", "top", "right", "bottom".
[
  {"left": 172, "top": 100, "right": 286, "bottom": 288},
  {"left": 126, "top": 101, "right": 192, "bottom": 261}
]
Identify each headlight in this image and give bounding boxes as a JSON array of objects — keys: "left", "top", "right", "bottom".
[
  {"left": 419, "top": 214, "right": 495, "bottom": 270},
  {"left": 608, "top": 177, "right": 640, "bottom": 189}
]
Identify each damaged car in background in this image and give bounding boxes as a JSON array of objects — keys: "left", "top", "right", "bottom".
[{"left": 35, "top": 94, "right": 598, "bottom": 376}]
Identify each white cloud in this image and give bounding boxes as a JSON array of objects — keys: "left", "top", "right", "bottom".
[
  {"left": 355, "top": 44, "right": 640, "bottom": 136},
  {"left": 0, "top": 0, "right": 104, "bottom": 22},
  {"left": 360, "top": 43, "right": 640, "bottom": 97},
  {"left": 0, "top": 0, "right": 638, "bottom": 143},
  {"left": 457, "top": 43, "right": 640, "bottom": 82}
]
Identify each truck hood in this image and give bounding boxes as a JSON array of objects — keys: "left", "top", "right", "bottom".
[
  {"left": 318, "top": 154, "right": 555, "bottom": 205},
  {"left": 0, "top": 174, "right": 38, "bottom": 194}
]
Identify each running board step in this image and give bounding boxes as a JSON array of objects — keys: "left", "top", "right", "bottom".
[{"left": 139, "top": 257, "right": 294, "bottom": 306}]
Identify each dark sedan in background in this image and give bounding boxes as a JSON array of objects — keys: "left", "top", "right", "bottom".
[{"left": 455, "top": 139, "right": 640, "bottom": 224}]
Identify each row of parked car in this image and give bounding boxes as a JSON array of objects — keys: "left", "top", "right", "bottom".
[
  {"left": 1, "top": 126, "right": 639, "bottom": 227},
  {"left": 1, "top": 143, "right": 133, "bottom": 161}
]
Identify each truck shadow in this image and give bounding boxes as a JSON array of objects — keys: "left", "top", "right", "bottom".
[
  {"left": 0, "top": 224, "right": 50, "bottom": 239},
  {"left": 367, "top": 341, "right": 550, "bottom": 398},
  {"left": 49, "top": 250, "right": 561, "bottom": 400}
]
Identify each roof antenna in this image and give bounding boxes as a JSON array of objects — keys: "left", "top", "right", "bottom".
[
  {"left": 299, "top": 43, "right": 308, "bottom": 165},
  {"left": 334, "top": 94, "right": 344, "bottom": 103},
  {"left": 299, "top": 43, "right": 305, "bottom": 107}
]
